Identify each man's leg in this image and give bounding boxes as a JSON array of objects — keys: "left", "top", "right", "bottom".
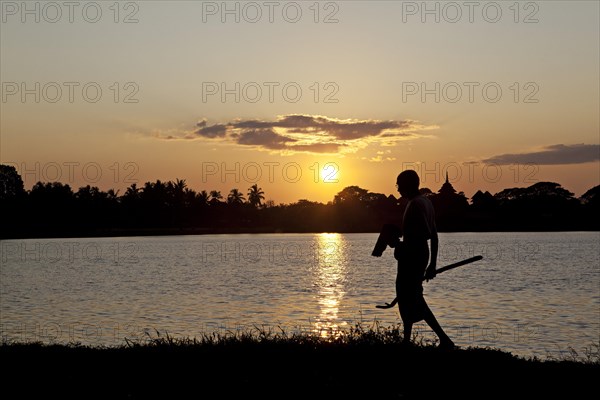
[
  {"left": 422, "top": 302, "right": 454, "bottom": 347},
  {"left": 402, "top": 319, "right": 413, "bottom": 344}
]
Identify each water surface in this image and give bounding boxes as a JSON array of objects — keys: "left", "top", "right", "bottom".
[{"left": 1, "top": 232, "right": 598, "bottom": 359}]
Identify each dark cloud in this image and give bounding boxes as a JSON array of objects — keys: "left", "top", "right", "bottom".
[
  {"left": 230, "top": 119, "right": 273, "bottom": 129},
  {"left": 277, "top": 114, "right": 320, "bottom": 128},
  {"left": 229, "top": 115, "right": 413, "bottom": 140},
  {"left": 182, "top": 114, "right": 433, "bottom": 154},
  {"left": 380, "top": 132, "right": 412, "bottom": 138},
  {"left": 320, "top": 119, "right": 408, "bottom": 140},
  {"left": 287, "top": 115, "right": 407, "bottom": 140},
  {"left": 483, "top": 144, "right": 600, "bottom": 165},
  {"left": 235, "top": 129, "right": 296, "bottom": 149},
  {"left": 195, "top": 123, "right": 228, "bottom": 138}
]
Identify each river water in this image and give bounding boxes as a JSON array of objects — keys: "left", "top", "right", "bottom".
[{"left": 1, "top": 232, "right": 598, "bottom": 359}]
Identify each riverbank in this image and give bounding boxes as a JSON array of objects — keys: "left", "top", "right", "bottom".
[{"left": 2, "top": 326, "right": 597, "bottom": 399}]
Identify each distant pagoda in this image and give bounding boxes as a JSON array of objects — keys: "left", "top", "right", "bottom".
[{"left": 438, "top": 172, "right": 457, "bottom": 195}]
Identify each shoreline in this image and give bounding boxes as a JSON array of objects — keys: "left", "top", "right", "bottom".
[{"left": 2, "top": 330, "right": 598, "bottom": 399}]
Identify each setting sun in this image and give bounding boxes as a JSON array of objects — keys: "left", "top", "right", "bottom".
[{"left": 321, "top": 163, "right": 339, "bottom": 184}]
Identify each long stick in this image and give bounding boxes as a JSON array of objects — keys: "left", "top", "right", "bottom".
[
  {"left": 375, "top": 255, "right": 483, "bottom": 309},
  {"left": 434, "top": 255, "right": 483, "bottom": 275}
]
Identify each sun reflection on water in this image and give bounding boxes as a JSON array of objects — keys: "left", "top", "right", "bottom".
[{"left": 313, "top": 233, "right": 348, "bottom": 338}]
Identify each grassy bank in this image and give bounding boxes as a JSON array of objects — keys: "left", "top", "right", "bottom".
[{"left": 2, "top": 324, "right": 598, "bottom": 399}]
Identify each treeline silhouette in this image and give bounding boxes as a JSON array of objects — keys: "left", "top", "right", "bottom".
[{"left": 1, "top": 165, "right": 598, "bottom": 238}]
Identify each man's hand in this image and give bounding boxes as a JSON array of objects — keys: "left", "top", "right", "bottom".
[{"left": 425, "top": 264, "right": 437, "bottom": 281}]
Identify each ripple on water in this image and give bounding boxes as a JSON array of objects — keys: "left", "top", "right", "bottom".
[{"left": 0, "top": 232, "right": 598, "bottom": 358}]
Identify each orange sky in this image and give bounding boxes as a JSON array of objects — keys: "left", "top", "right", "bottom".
[{"left": 1, "top": 1, "right": 598, "bottom": 203}]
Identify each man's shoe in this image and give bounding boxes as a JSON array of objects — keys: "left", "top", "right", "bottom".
[{"left": 438, "top": 340, "right": 456, "bottom": 350}]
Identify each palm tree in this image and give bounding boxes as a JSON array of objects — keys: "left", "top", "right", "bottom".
[
  {"left": 124, "top": 183, "right": 139, "bottom": 199},
  {"left": 227, "top": 188, "right": 245, "bottom": 205},
  {"left": 183, "top": 187, "right": 197, "bottom": 208},
  {"left": 247, "top": 184, "right": 265, "bottom": 208},
  {"left": 169, "top": 179, "right": 187, "bottom": 206},
  {"left": 197, "top": 190, "right": 210, "bottom": 206},
  {"left": 106, "top": 189, "right": 119, "bottom": 200},
  {"left": 173, "top": 178, "right": 187, "bottom": 195},
  {"left": 209, "top": 190, "right": 223, "bottom": 204}
]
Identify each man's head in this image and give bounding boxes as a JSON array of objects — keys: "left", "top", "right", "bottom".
[{"left": 396, "top": 170, "right": 420, "bottom": 198}]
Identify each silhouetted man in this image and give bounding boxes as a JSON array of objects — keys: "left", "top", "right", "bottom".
[{"left": 395, "top": 170, "right": 454, "bottom": 349}]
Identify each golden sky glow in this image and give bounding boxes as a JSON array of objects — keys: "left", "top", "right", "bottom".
[{"left": 1, "top": 1, "right": 598, "bottom": 203}]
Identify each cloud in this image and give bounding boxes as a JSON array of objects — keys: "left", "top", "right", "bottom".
[
  {"left": 380, "top": 132, "right": 412, "bottom": 138},
  {"left": 234, "top": 129, "right": 296, "bottom": 149},
  {"left": 195, "top": 123, "right": 228, "bottom": 138},
  {"left": 179, "top": 114, "right": 436, "bottom": 154},
  {"left": 268, "top": 115, "right": 407, "bottom": 140},
  {"left": 483, "top": 144, "right": 600, "bottom": 165}
]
